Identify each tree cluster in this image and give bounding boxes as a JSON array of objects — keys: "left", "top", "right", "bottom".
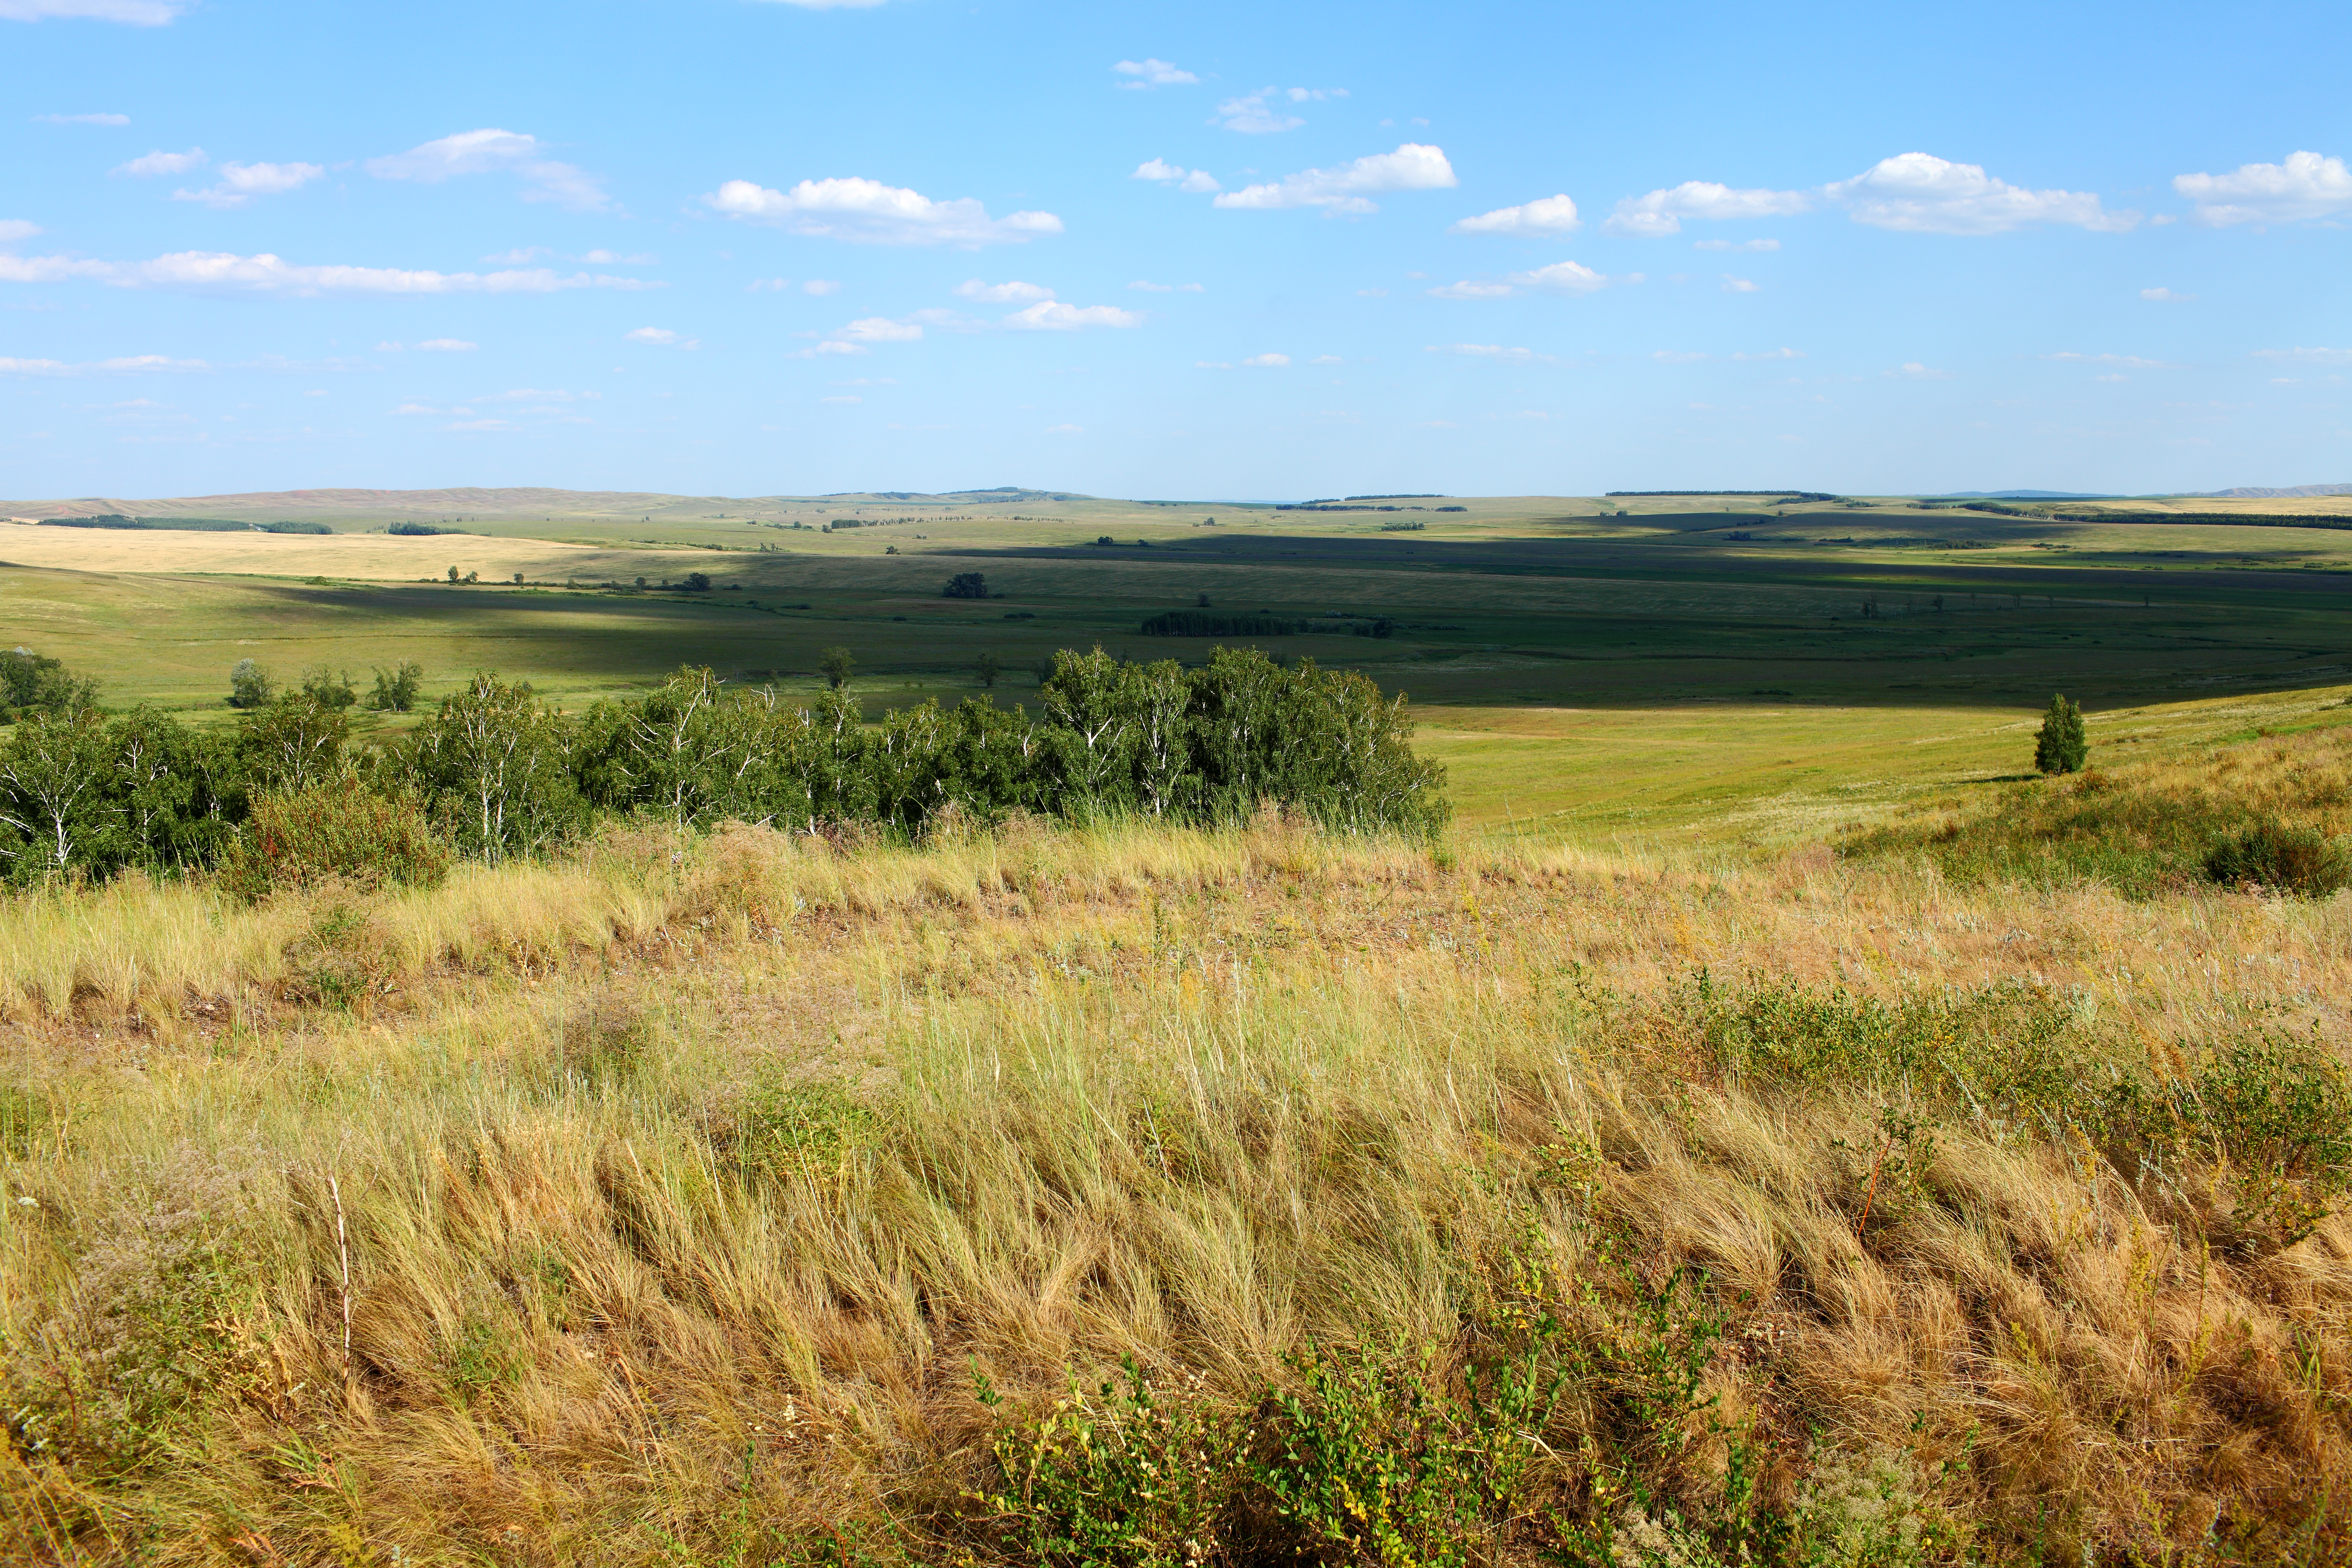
[{"left": 0, "top": 646, "right": 1447, "bottom": 884}]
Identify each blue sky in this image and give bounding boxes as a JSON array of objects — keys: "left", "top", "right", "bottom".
[{"left": 2, "top": 0, "right": 2347, "bottom": 501}]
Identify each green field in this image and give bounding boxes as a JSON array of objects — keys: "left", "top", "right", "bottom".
[{"left": 6, "top": 487, "right": 2348, "bottom": 841}]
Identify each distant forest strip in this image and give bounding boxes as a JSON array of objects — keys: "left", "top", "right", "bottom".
[
  {"left": 1606, "top": 490, "right": 1841, "bottom": 500},
  {"left": 32, "top": 514, "right": 331, "bottom": 534},
  {"left": 1140, "top": 610, "right": 1397, "bottom": 638},
  {"left": 0, "top": 647, "right": 1447, "bottom": 888}
]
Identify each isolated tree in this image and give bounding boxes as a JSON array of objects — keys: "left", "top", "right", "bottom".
[
  {"left": 683, "top": 571, "right": 712, "bottom": 593},
  {"left": 369, "top": 661, "right": 424, "bottom": 713},
  {"left": 943, "top": 572, "right": 989, "bottom": 599},
  {"left": 447, "top": 565, "right": 460, "bottom": 583},
  {"left": 2033, "top": 693, "right": 2088, "bottom": 775},
  {"left": 820, "top": 646, "right": 856, "bottom": 689},
  {"left": 512, "top": 572, "right": 526, "bottom": 585},
  {"left": 228, "top": 658, "right": 274, "bottom": 710},
  {"left": 976, "top": 651, "right": 1001, "bottom": 689},
  {"left": 1196, "top": 592, "right": 1211, "bottom": 608}
]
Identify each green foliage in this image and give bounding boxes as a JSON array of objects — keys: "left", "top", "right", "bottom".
[
  {"left": 822, "top": 646, "right": 856, "bottom": 689},
  {"left": 219, "top": 785, "right": 451, "bottom": 900},
  {"left": 977, "top": 650, "right": 1002, "bottom": 688},
  {"left": 0, "top": 647, "right": 99, "bottom": 721},
  {"left": 0, "top": 707, "right": 237, "bottom": 882},
  {"left": 2032, "top": 692, "right": 2086, "bottom": 775},
  {"left": 683, "top": 571, "right": 712, "bottom": 593},
  {"left": 369, "top": 660, "right": 425, "bottom": 712},
  {"left": 0, "top": 1083, "right": 51, "bottom": 1159},
  {"left": 944, "top": 571, "right": 990, "bottom": 599},
  {"left": 299, "top": 665, "right": 358, "bottom": 710},
  {"left": 402, "top": 673, "right": 585, "bottom": 860},
  {"left": 975, "top": 1354, "right": 1247, "bottom": 1568},
  {"left": 2203, "top": 820, "right": 2352, "bottom": 896},
  {"left": 234, "top": 691, "right": 351, "bottom": 794},
  {"left": 227, "top": 657, "right": 273, "bottom": 710}
]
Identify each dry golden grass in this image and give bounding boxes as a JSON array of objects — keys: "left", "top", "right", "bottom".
[{"left": 0, "top": 815, "right": 2348, "bottom": 1563}]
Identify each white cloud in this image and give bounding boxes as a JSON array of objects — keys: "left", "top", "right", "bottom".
[
  {"left": 1132, "top": 158, "right": 1220, "bottom": 193},
  {"left": 113, "top": 146, "right": 205, "bottom": 178},
  {"left": 1425, "top": 343, "right": 1555, "bottom": 364},
  {"left": 748, "top": 276, "right": 793, "bottom": 291},
  {"left": 1212, "top": 90, "right": 1304, "bottom": 134},
  {"left": 0, "top": 220, "right": 40, "bottom": 244},
  {"left": 366, "top": 129, "right": 611, "bottom": 213},
  {"left": 1451, "top": 194, "right": 1579, "bottom": 235},
  {"left": 954, "top": 278, "right": 1054, "bottom": 304},
  {"left": 1694, "top": 237, "right": 1779, "bottom": 252},
  {"left": 704, "top": 175, "right": 1060, "bottom": 246},
  {"left": 0, "top": 248, "right": 660, "bottom": 295},
  {"left": 1195, "top": 361, "right": 1233, "bottom": 369},
  {"left": 0, "top": 0, "right": 188, "bottom": 22},
  {"left": 1242, "top": 352, "right": 1288, "bottom": 367},
  {"left": 2251, "top": 346, "right": 2352, "bottom": 365},
  {"left": 392, "top": 403, "right": 438, "bottom": 415},
  {"left": 479, "top": 388, "right": 598, "bottom": 403},
  {"left": 625, "top": 327, "right": 699, "bottom": 347},
  {"left": 1604, "top": 181, "right": 1811, "bottom": 237},
  {"left": 1824, "top": 153, "right": 2135, "bottom": 234},
  {"left": 1730, "top": 347, "right": 1803, "bottom": 361},
  {"left": 1214, "top": 143, "right": 1457, "bottom": 214},
  {"left": 803, "top": 279, "right": 841, "bottom": 295},
  {"left": 1428, "top": 258, "right": 1612, "bottom": 299},
  {"left": 580, "top": 249, "right": 656, "bottom": 264},
  {"left": 1887, "top": 361, "right": 1954, "bottom": 379},
  {"left": 1127, "top": 279, "right": 1203, "bottom": 292},
  {"left": 482, "top": 247, "right": 550, "bottom": 264},
  {"left": 33, "top": 111, "right": 129, "bottom": 124},
  {"left": 0, "top": 352, "right": 207, "bottom": 374},
  {"left": 1113, "top": 58, "right": 1197, "bottom": 88},
  {"left": 1309, "top": 354, "right": 1342, "bottom": 364},
  {"left": 172, "top": 160, "right": 324, "bottom": 209},
  {"left": 1003, "top": 300, "right": 1143, "bottom": 330},
  {"left": 1722, "top": 275, "right": 1759, "bottom": 292},
  {"left": 2173, "top": 151, "right": 2352, "bottom": 226},
  {"left": 836, "top": 316, "right": 922, "bottom": 343},
  {"left": 820, "top": 394, "right": 861, "bottom": 403},
  {"left": 1652, "top": 350, "right": 1708, "bottom": 364},
  {"left": 416, "top": 338, "right": 476, "bottom": 351},
  {"left": 2140, "top": 286, "right": 2195, "bottom": 302}
]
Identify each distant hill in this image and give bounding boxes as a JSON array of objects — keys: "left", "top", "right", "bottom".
[
  {"left": 0, "top": 485, "right": 1096, "bottom": 520},
  {"left": 1931, "top": 490, "right": 2120, "bottom": 500},
  {"left": 2198, "top": 483, "right": 2352, "bottom": 498}
]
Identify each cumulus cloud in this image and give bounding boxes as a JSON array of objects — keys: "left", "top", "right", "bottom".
[
  {"left": 0, "top": 220, "right": 41, "bottom": 244},
  {"left": 1, "top": 0, "right": 189, "bottom": 23},
  {"left": 1450, "top": 194, "right": 1579, "bottom": 235},
  {"left": 416, "top": 338, "right": 477, "bottom": 351},
  {"left": 954, "top": 278, "right": 1054, "bottom": 304},
  {"left": 1722, "top": 275, "right": 1759, "bottom": 292},
  {"left": 0, "top": 248, "right": 660, "bottom": 295},
  {"left": 1428, "top": 258, "right": 1613, "bottom": 299},
  {"left": 113, "top": 146, "right": 205, "bottom": 177},
  {"left": 1132, "top": 158, "right": 1220, "bottom": 193},
  {"left": 1425, "top": 343, "right": 1556, "bottom": 363},
  {"left": 2173, "top": 150, "right": 2352, "bottom": 226},
  {"left": 172, "top": 160, "right": 324, "bottom": 209},
  {"left": 2140, "top": 286, "right": 2195, "bottom": 302},
  {"left": 1113, "top": 57, "right": 1197, "bottom": 88},
  {"left": 836, "top": 316, "right": 922, "bottom": 343},
  {"left": 1212, "top": 91, "right": 1304, "bottom": 134},
  {"left": 1241, "top": 352, "right": 1289, "bottom": 367},
  {"left": 1003, "top": 300, "right": 1143, "bottom": 330},
  {"left": 1603, "top": 181, "right": 1811, "bottom": 237},
  {"left": 366, "top": 129, "right": 611, "bottom": 213},
  {"left": 1213, "top": 143, "right": 1456, "bottom": 214},
  {"left": 704, "top": 175, "right": 1060, "bottom": 246},
  {"left": 625, "top": 327, "right": 699, "bottom": 347},
  {"left": 1886, "top": 361, "right": 1954, "bottom": 379},
  {"left": 0, "top": 352, "right": 207, "bottom": 374},
  {"left": 580, "top": 249, "right": 655, "bottom": 264},
  {"left": 1825, "top": 153, "right": 2135, "bottom": 234},
  {"left": 33, "top": 111, "right": 129, "bottom": 124}
]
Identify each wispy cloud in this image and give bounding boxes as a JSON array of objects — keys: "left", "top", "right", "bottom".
[
  {"left": 0, "top": 352, "right": 208, "bottom": 375},
  {"left": 1886, "top": 361, "right": 1955, "bottom": 379},
  {"left": 625, "top": 327, "right": 699, "bottom": 348},
  {"left": 1132, "top": 158, "right": 1220, "bottom": 193},
  {"left": 1241, "top": 352, "right": 1289, "bottom": 367},
  {"left": 1127, "top": 279, "right": 1203, "bottom": 292},
  {"left": 705, "top": 175, "right": 1060, "bottom": 245},
  {"left": 1003, "top": 300, "right": 1143, "bottom": 330},
  {"left": 1113, "top": 57, "right": 1197, "bottom": 88},
  {"left": 1451, "top": 194, "right": 1579, "bottom": 235},
  {"left": 1694, "top": 237, "right": 1779, "bottom": 252},
  {"left": 1214, "top": 143, "right": 1455, "bottom": 214},
  {"left": 0, "top": 248, "right": 662, "bottom": 295},
  {"left": 1825, "top": 153, "right": 2135, "bottom": 234},
  {"left": 954, "top": 278, "right": 1054, "bottom": 304},
  {"left": 1605, "top": 181, "right": 1810, "bottom": 237},
  {"left": 172, "top": 160, "right": 324, "bottom": 209},
  {"left": 113, "top": 146, "right": 204, "bottom": 178},
  {"left": 1722, "top": 275, "right": 1760, "bottom": 292},
  {"left": 2045, "top": 351, "right": 2178, "bottom": 369},
  {"left": 1, "top": 0, "right": 191, "bottom": 24},
  {"left": 2140, "top": 286, "right": 2196, "bottom": 302},
  {"left": 367, "top": 129, "right": 612, "bottom": 213},
  {"left": 1429, "top": 258, "right": 1618, "bottom": 299},
  {"left": 1425, "top": 343, "right": 1557, "bottom": 364}
]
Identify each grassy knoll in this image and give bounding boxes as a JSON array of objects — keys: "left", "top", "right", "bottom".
[{"left": 3, "top": 771, "right": 2350, "bottom": 1562}]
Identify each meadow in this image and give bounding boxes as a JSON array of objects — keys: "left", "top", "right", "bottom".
[{"left": 2, "top": 489, "right": 2350, "bottom": 1564}]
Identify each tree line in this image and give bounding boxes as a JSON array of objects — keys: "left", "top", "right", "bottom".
[{"left": 0, "top": 646, "right": 1447, "bottom": 884}]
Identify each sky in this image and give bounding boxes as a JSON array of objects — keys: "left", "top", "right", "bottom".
[{"left": 1, "top": 0, "right": 2347, "bottom": 502}]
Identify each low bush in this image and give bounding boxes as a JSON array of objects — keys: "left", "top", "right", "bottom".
[
  {"left": 2204, "top": 820, "right": 2352, "bottom": 896},
  {"left": 217, "top": 785, "right": 451, "bottom": 900}
]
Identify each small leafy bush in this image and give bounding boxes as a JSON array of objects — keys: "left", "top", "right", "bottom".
[
  {"left": 2203, "top": 820, "right": 2351, "bottom": 897},
  {"left": 219, "top": 785, "right": 451, "bottom": 900}
]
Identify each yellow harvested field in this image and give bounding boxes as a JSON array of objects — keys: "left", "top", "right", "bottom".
[{"left": 0, "top": 523, "right": 697, "bottom": 583}]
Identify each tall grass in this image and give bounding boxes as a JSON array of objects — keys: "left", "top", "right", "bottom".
[{"left": 0, "top": 817, "right": 2348, "bottom": 1563}]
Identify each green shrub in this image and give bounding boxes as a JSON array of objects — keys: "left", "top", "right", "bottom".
[
  {"left": 219, "top": 786, "right": 451, "bottom": 899},
  {"left": 2033, "top": 692, "right": 2087, "bottom": 775},
  {"left": 2203, "top": 820, "right": 2351, "bottom": 897},
  {"left": 0, "top": 647, "right": 98, "bottom": 721}
]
